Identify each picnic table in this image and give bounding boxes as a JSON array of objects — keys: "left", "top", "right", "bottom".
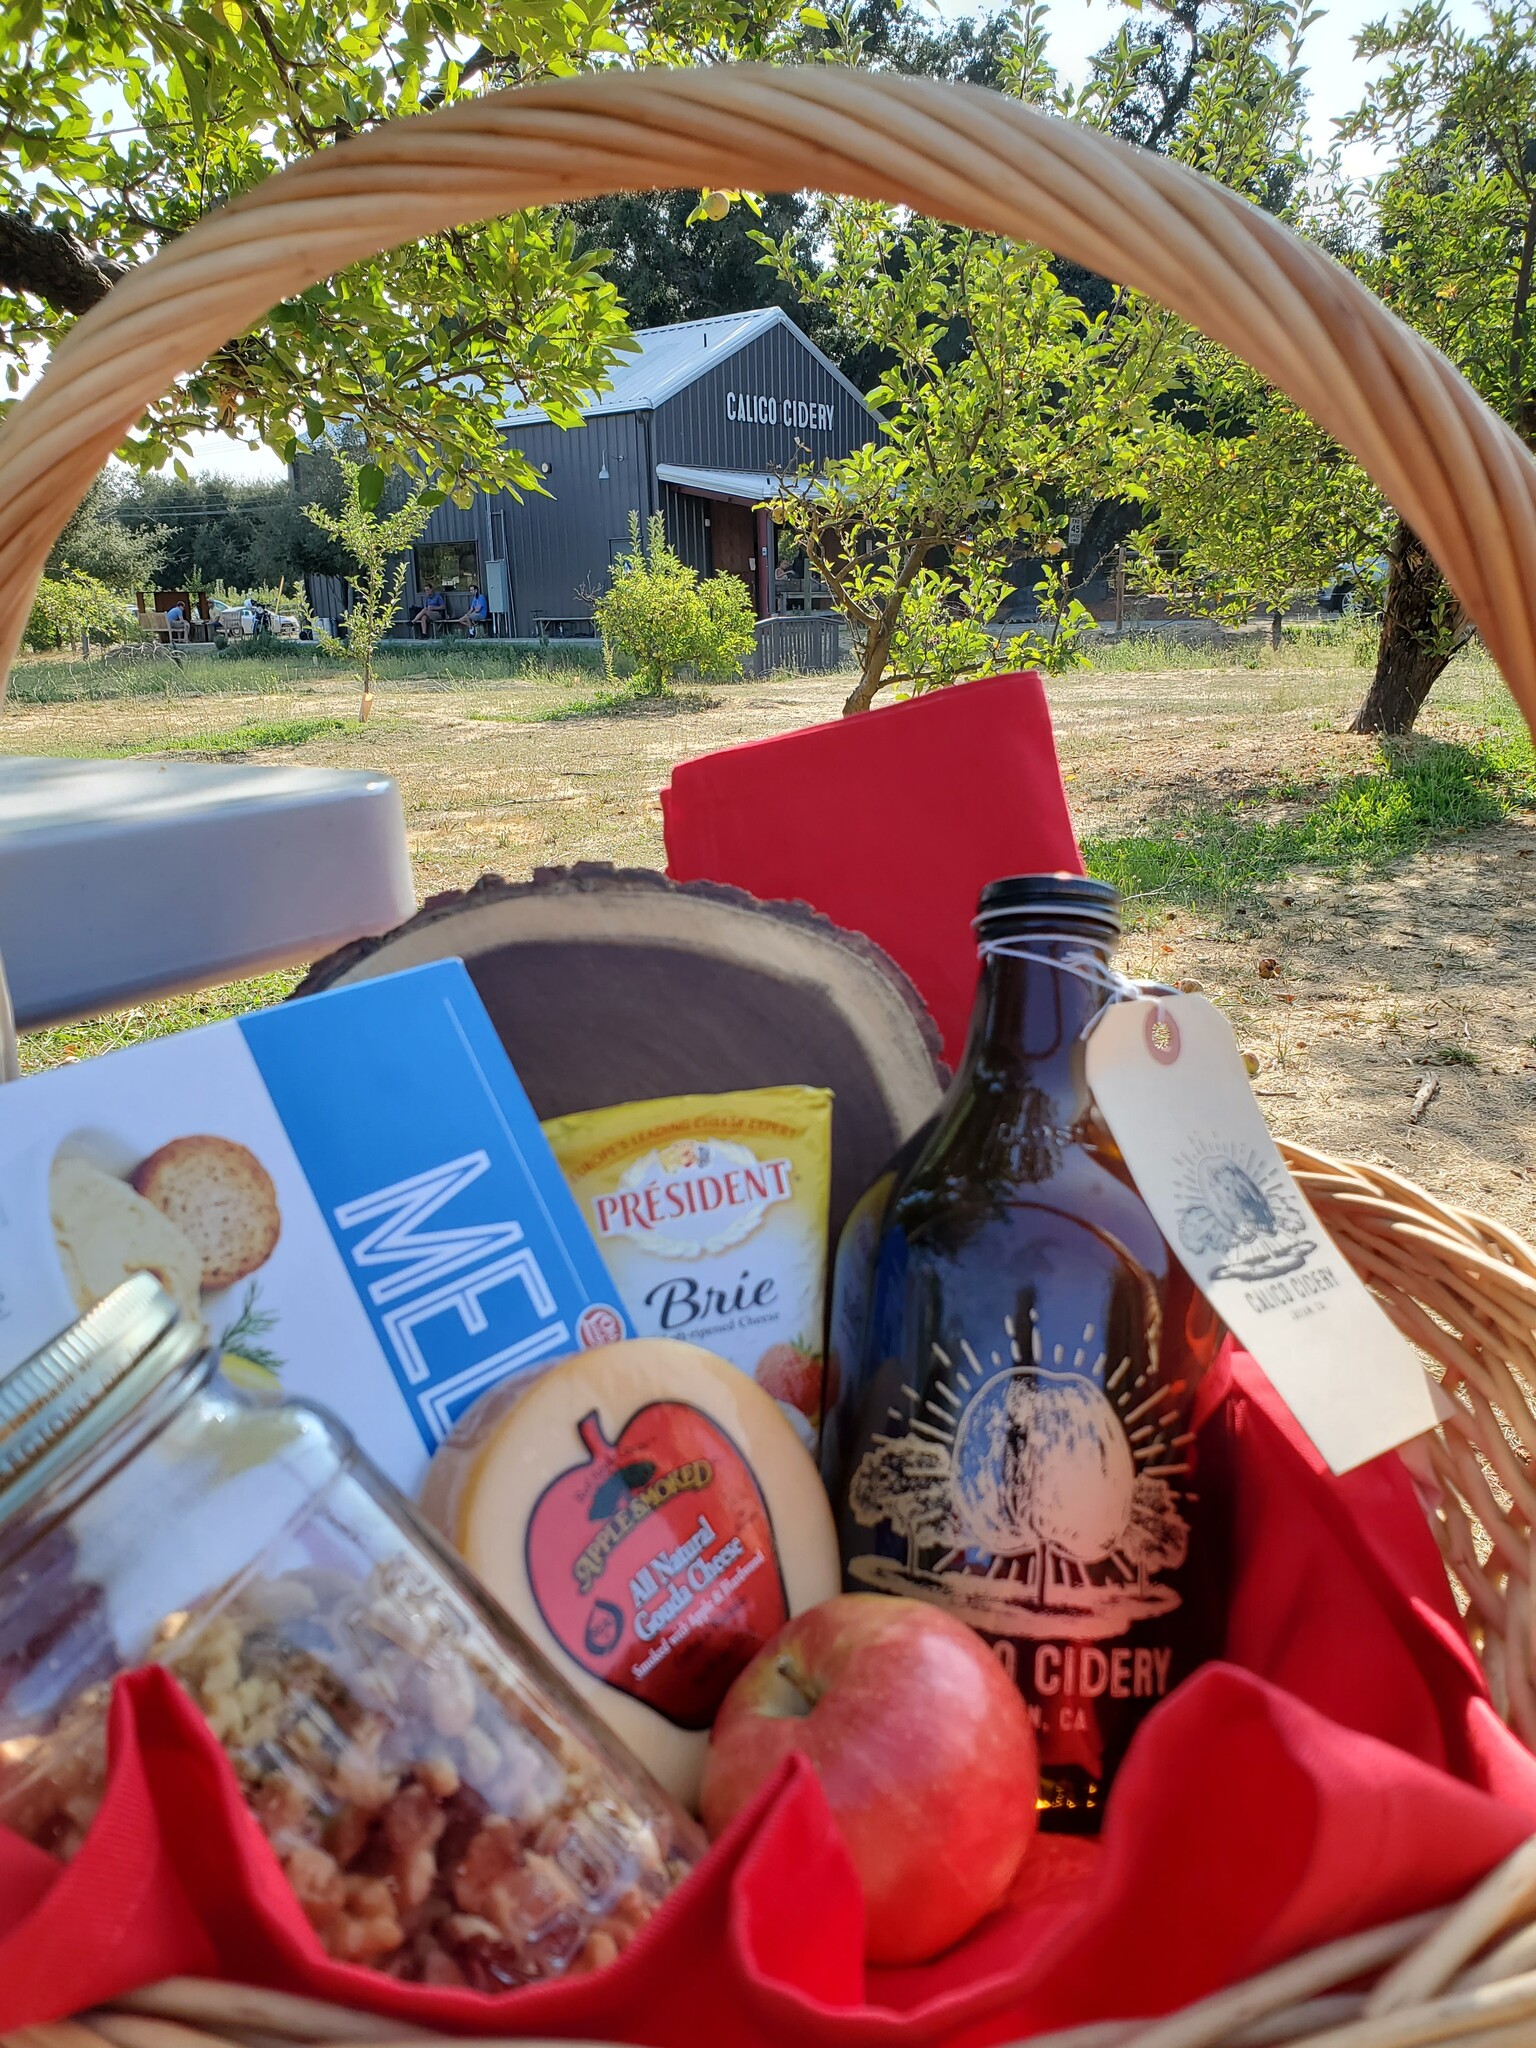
[{"left": 0, "top": 754, "right": 415, "bottom": 1075}]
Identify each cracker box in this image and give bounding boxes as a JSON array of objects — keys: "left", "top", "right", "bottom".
[{"left": 0, "top": 962, "right": 630, "bottom": 1492}]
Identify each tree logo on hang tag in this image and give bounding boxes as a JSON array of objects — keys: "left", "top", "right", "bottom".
[{"left": 1173, "top": 1140, "right": 1315, "bottom": 1282}]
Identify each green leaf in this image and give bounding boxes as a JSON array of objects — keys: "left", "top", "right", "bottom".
[
  {"left": 218, "top": 0, "right": 244, "bottom": 28},
  {"left": 356, "top": 463, "right": 386, "bottom": 512}
]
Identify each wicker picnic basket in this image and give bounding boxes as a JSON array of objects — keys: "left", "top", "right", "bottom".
[{"left": 3, "top": 63, "right": 1536, "bottom": 2048}]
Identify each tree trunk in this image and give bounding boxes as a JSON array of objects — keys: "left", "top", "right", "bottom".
[
  {"left": 842, "top": 611, "right": 896, "bottom": 714},
  {"left": 842, "top": 666, "right": 884, "bottom": 715},
  {"left": 1351, "top": 521, "right": 1472, "bottom": 735},
  {"left": 0, "top": 211, "right": 125, "bottom": 314},
  {"left": 1269, "top": 609, "right": 1284, "bottom": 649},
  {"left": 839, "top": 539, "right": 936, "bottom": 715}
]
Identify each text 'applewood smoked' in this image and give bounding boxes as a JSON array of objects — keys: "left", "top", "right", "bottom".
[{"left": 421, "top": 1338, "right": 840, "bottom": 1809}]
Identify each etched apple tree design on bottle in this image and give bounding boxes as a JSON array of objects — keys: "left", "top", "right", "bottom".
[
  {"left": 846, "top": 1439, "right": 960, "bottom": 1575},
  {"left": 846, "top": 1315, "right": 1191, "bottom": 1639}
]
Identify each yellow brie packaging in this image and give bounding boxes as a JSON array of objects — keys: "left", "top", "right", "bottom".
[{"left": 542, "top": 1087, "right": 833, "bottom": 1451}]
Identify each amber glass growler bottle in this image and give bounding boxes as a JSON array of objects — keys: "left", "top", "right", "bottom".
[{"left": 832, "top": 875, "right": 1221, "bottom": 1828}]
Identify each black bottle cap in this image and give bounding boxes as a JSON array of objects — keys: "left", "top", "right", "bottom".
[{"left": 975, "top": 872, "right": 1122, "bottom": 939}]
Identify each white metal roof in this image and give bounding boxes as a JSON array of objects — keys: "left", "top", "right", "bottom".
[
  {"left": 655, "top": 463, "right": 818, "bottom": 504},
  {"left": 500, "top": 307, "right": 871, "bottom": 426}
]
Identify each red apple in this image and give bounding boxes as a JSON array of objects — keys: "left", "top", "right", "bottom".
[{"left": 700, "top": 1593, "right": 1038, "bottom": 1964}]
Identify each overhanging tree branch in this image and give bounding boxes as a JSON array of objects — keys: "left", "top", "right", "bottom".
[{"left": 0, "top": 211, "right": 125, "bottom": 315}]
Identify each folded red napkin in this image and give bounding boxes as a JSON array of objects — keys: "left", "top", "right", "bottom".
[
  {"left": 661, "top": 671, "right": 1083, "bottom": 1067},
  {"left": 3, "top": 1351, "right": 1529, "bottom": 2044}
]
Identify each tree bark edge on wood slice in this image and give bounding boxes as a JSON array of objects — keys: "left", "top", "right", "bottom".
[{"left": 296, "top": 864, "right": 949, "bottom": 1247}]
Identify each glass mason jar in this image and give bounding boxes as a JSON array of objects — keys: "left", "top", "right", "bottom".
[
  {"left": 829, "top": 875, "right": 1225, "bottom": 1831},
  {"left": 0, "top": 1275, "right": 703, "bottom": 1986}
]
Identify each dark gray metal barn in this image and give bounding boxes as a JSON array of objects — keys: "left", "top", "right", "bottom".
[{"left": 309, "top": 309, "right": 878, "bottom": 642}]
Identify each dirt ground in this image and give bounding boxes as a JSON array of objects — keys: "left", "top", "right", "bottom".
[
  {"left": 1048, "top": 666, "right": 1536, "bottom": 1245},
  {"left": 9, "top": 658, "right": 1535, "bottom": 1241}
]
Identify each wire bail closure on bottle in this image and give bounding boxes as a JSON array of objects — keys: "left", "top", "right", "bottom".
[{"left": 973, "top": 929, "right": 1180, "bottom": 1041}]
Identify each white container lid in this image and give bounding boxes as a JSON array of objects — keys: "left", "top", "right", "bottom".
[{"left": 0, "top": 755, "right": 415, "bottom": 1031}]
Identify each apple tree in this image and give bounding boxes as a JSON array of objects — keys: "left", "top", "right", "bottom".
[
  {"left": 1326, "top": 2, "right": 1536, "bottom": 731},
  {"left": 1118, "top": 1475, "right": 1190, "bottom": 1596},
  {"left": 0, "top": 0, "right": 807, "bottom": 496},
  {"left": 303, "top": 454, "right": 435, "bottom": 723},
  {"left": 1153, "top": 4, "right": 1536, "bottom": 729},
  {"left": 760, "top": 209, "right": 1170, "bottom": 714},
  {"left": 1130, "top": 341, "right": 1389, "bottom": 645},
  {"left": 758, "top": 0, "right": 1316, "bottom": 714},
  {"left": 846, "top": 1437, "right": 958, "bottom": 1573}
]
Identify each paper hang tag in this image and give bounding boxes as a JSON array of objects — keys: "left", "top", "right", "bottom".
[{"left": 1084, "top": 993, "right": 1443, "bottom": 1475}]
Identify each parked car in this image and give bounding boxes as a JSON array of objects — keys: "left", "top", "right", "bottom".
[
  {"left": 210, "top": 598, "right": 301, "bottom": 646},
  {"left": 1316, "top": 554, "right": 1390, "bottom": 616}
]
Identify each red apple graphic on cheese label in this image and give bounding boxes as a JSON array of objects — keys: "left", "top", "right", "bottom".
[{"left": 524, "top": 1402, "right": 789, "bottom": 1731}]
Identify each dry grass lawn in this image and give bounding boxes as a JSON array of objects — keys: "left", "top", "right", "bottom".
[{"left": 8, "top": 650, "right": 1535, "bottom": 1242}]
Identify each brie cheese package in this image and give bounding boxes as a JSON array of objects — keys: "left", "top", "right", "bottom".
[
  {"left": 0, "top": 961, "right": 630, "bottom": 1492},
  {"left": 542, "top": 1087, "right": 833, "bottom": 1449}
]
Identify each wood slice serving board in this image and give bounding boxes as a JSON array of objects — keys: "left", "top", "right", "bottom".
[{"left": 296, "top": 865, "right": 948, "bottom": 1244}]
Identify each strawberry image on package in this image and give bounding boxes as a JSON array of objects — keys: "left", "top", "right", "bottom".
[{"left": 542, "top": 1087, "right": 833, "bottom": 1444}]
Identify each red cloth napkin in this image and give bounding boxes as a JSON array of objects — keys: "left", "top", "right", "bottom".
[
  {"left": 2, "top": 1350, "right": 1531, "bottom": 2044},
  {"left": 661, "top": 671, "right": 1083, "bottom": 1066}
]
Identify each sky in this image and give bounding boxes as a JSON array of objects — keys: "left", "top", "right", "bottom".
[
  {"left": 1029, "top": 0, "right": 1489, "bottom": 162},
  {"left": 182, "top": 0, "right": 1491, "bottom": 481}
]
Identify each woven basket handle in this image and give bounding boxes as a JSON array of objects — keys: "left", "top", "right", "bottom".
[{"left": 2, "top": 64, "right": 1533, "bottom": 715}]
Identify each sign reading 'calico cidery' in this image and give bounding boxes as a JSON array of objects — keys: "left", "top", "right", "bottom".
[{"left": 725, "top": 391, "right": 837, "bottom": 431}]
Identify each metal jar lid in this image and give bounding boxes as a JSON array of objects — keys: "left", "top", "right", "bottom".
[{"left": 0, "top": 1274, "right": 206, "bottom": 1523}]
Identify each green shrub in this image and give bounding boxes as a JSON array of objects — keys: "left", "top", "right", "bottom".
[
  {"left": 24, "top": 570, "right": 134, "bottom": 651},
  {"left": 213, "top": 635, "right": 338, "bottom": 663},
  {"left": 593, "top": 512, "right": 757, "bottom": 694}
]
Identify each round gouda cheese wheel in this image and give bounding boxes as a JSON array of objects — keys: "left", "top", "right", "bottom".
[{"left": 420, "top": 1338, "right": 840, "bottom": 1810}]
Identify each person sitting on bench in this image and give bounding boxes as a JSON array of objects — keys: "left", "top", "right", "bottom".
[
  {"left": 411, "top": 584, "right": 447, "bottom": 637},
  {"left": 465, "top": 585, "right": 490, "bottom": 636}
]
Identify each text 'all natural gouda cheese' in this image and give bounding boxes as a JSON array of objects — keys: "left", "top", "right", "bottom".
[{"left": 420, "top": 1338, "right": 839, "bottom": 1809}]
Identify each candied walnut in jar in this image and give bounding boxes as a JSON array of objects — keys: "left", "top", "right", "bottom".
[{"left": 0, "top": 1278, "right": 703, "bottom": 1983}]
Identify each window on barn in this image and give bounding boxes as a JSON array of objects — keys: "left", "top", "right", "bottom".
[{"left": 414, "top": 541, "right": 480, "bottom": 592}]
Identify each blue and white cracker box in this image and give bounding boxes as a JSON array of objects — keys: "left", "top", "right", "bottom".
[{"left": 0, "top": 962, "right": 630, "bottom": 1493}]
